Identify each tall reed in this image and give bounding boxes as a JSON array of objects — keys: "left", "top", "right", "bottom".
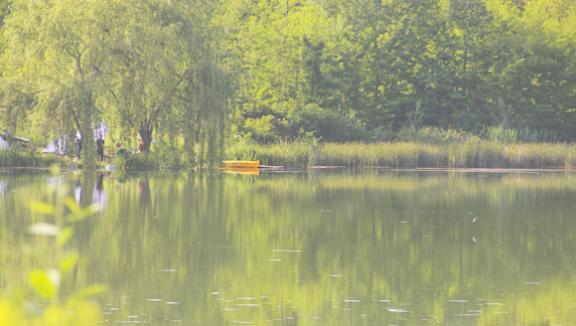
[{"left": 228, "top": 140, "right": 576, "bottom": 169}]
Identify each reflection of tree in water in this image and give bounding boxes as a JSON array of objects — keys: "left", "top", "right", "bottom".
[
  {"left": 93, "top": 173, "right": 106, "bottom": 209},
  {"left": 0, "top": 180, "right": 8, "bottom": 198},
  {"left": 71, "top": 173, "right": 107, "bottom": 259},
  {"left": 138, "top": 178, "right": 150, "bottom": 209},
  {"left": 73, "top": 173, "right": 106, "bottom": 210},
  {"left": 74, "top": 174, "right": 94, "bottom": 207},
  {"left": 73, "top": 174, "right": 98, "bottom": 253}
]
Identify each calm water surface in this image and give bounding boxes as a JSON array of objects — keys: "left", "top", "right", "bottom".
[{"left": 1, "top": 170, "right": 576, "bottom": 325}]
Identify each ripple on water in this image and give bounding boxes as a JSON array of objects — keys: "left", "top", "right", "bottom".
[
  {"left": 387, "top": 307, "right": 408, "bottom": 313},
  {"left": 524, "top": 281, "right": 542, "bottom": 285},
  {"left": 235, "top": 303, "right": 259, "bottom": 307},
  {"left": 111, "top": 321, "right": 147, "bottom": 324},
  {"left": 146, "top": 298, "right": 162, "bottom": 302},
  {"left": 273, "top": 249, "right": 301, "bottom": 253},
  {"left": 343, "top": 298, "right": 361, "bottom": 303},
  {"left": 455, "top": 313, "right": 480, "bottom": 317}
]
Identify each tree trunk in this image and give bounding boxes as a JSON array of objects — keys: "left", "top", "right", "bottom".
[
  {"left": 80, "top": 87, "right": 97, "bottom": 170},
  {"left": 138, "top": 121, "right": 153, "bottom": 154}
]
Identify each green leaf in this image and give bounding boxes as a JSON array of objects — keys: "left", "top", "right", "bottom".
[
  {"left": 58, "top": 252, "right": 79, "bottom": 273},
  {"left": 30, "top": 202, "right": 55, "bottom": 216},
  {"left": 68, "top": 204, "right": 100, "bottom": 223},
  {"left": 29, "top": 270, "right": 58, "bottom": 300},
  {"left": 63, "top": 197, "right": 80, "bottom": 214},
  {"left": 57, "top": 227, "right": 74, "bottom": 247}
]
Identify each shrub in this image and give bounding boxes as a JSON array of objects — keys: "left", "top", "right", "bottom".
[{"left": 114, "top": 153, "right": 159, "bottom": 171}]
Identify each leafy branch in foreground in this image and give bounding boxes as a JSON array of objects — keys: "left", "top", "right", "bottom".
[{"left": 0, "top": 198, "right": 106, "bottom": 326}]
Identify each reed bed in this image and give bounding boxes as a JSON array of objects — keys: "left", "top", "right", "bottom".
[
  {"left": 317, "top": 142, "right": 442, "bottom": 167},
  {"left": 228, "top": 140, "right": 576, "bottom": 169}
]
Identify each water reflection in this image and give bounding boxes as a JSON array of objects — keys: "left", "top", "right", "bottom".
[
  {"left": 2, "top": 171, "right": 576, "bottom": 325},
  {"left": 0, "top": 180, "right": 8, "bottom": 198},
  {"left": 93, "top": 173, "right": 106, "bottom": 209},
  {"left": 139, "top": 178, "right": 150, "bottom": 209},
  {"left": 74, "top": 173, "right": 107, "bottom": 209}
]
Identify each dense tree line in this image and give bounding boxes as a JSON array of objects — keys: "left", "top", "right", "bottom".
[
  {"left": 0, "top": 0, "right": 575, "bottom": 167},
  {"left": 224, "top": 0, "right": 576, "bottom": 142}
]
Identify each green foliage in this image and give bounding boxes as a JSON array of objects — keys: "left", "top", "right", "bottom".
[
  {"left": 220, "top": 0, "right": 576, "bottom": 143},
  {"left": 1, "top": 0, "right": 230, "bottom": 168}
]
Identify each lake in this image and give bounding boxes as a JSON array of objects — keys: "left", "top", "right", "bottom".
[{"left": 1, "top": 170, "right": 576, "bottom": 325}]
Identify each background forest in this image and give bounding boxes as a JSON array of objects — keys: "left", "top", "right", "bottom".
[{"left": 0, "top": 0, "right": 575, "bottom": 167}]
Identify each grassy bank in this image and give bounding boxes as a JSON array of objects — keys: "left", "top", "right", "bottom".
[
  {"left": 227, "top": 140, "right": 576, "bottom": 169},
  {"left": 0, "top": 150, "right": 60, "bottom": 168}
]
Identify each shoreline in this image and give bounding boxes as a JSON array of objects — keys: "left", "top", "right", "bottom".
[
  {"left": 4, "top": 140, "right": 576, "bottom": 172},
  {"left": 1, "top": 165, "right": 574, "bottom": 175}
]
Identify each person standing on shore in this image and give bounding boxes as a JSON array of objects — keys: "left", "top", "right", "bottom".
[
  {"left": 96, "top": 135, "right": 105, "bottom": 161},
  {"left": 75, "top": 134, "right": 82, "bottom": 159}
]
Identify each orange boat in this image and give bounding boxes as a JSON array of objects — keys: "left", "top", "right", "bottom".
[{"left": 222, "top": 160, "right": 260, "bottom": 169}]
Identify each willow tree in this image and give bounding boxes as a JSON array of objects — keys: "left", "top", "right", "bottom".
[
  {"left": 1, "top": 0, "right": 118, "bottom": 168},
  {"left": 176, "top": 56, "right": 231, "bottom": 167},
  {"left": 100, "top": 0, "right": 231, "bottom": 166},
  {"left": 101, "top": 1, "right": 189, "bottom": 154},
  {"left": 173, "top": 1, "right": 232, "bottom": 166}
]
